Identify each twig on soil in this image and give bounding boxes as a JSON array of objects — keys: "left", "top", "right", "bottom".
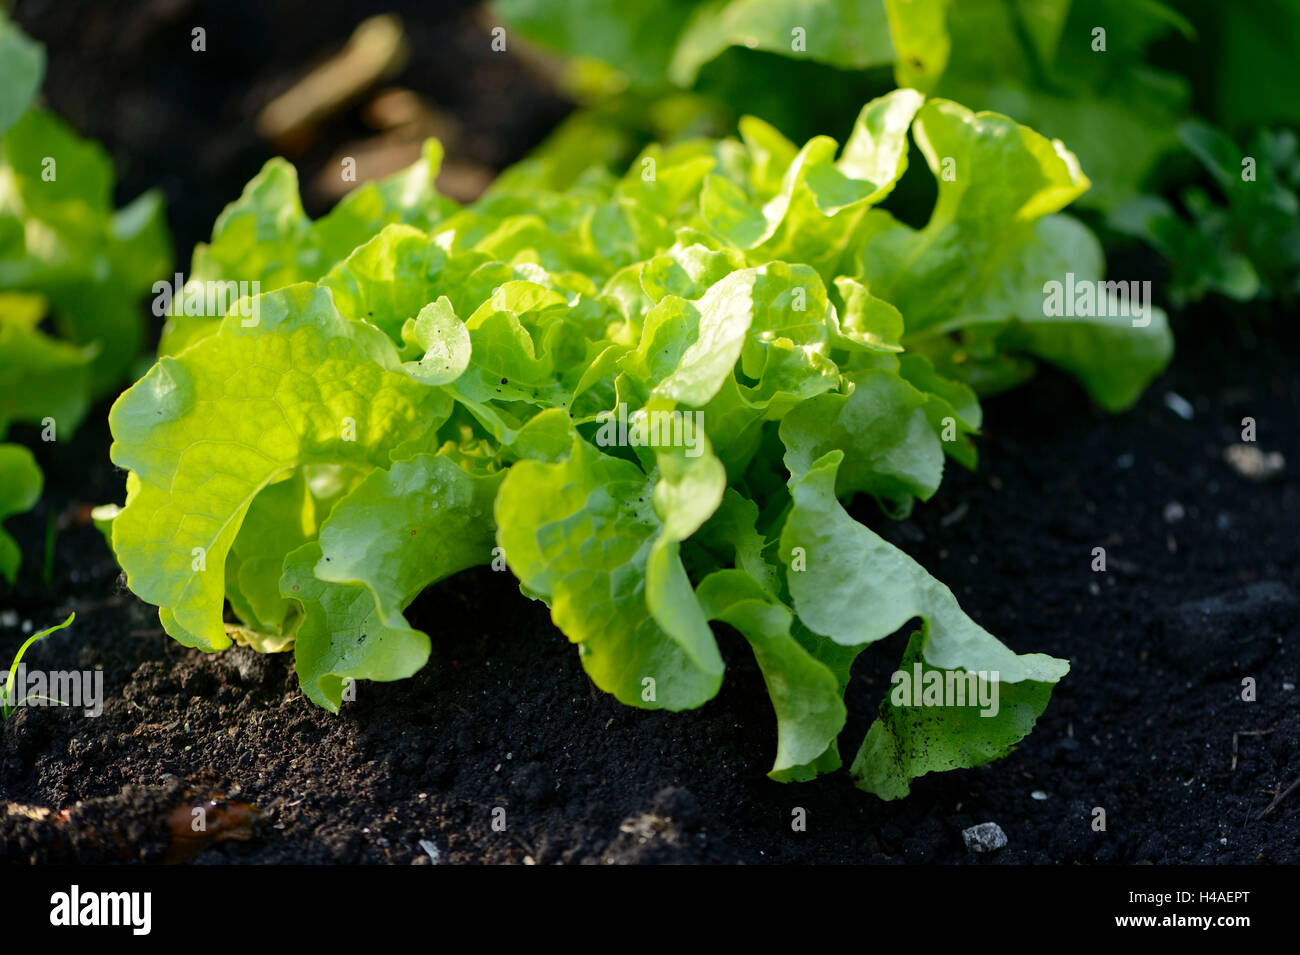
[
  {"left": 3, "top": 775, "right": 264, "bottom": 863},
  {"left": 1258, "top": 773, "right": 1300, "bottom": 820},
  {"left": 257, "top": 15, "right": 408, "bottom": 154}
]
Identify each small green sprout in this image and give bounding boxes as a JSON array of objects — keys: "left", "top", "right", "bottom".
[{"left": 1, "top": 612, "right": 75, "bottom": 719}]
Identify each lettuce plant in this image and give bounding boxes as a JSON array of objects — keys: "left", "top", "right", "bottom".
[
  {"left": 0, "top": 11, "right": 172, "bottom": 581},
  {"left": 494, "top": 0, "right": 1195, "bottom": 213},
  {"left": 108, "top": 90, "right": 1170, "bottom": 796},
  {"left": 498, "top": 0, "right": 1300, "bottom": 310},
  {"left": 1112, "top": 121, "right": 1300, "bottom": 305}
]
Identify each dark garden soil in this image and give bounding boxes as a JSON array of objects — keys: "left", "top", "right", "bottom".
[{"left": 2, "top": 0, "right": 1298, "bottom": 865}]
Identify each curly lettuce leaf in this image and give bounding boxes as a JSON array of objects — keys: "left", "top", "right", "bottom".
[
  {"left": 857, "top": 99, "right": 1172, "bottom": 411},
  {"left": 162, "top": 141, "right": 453, "bottom": 354},
  {"left": 700, "top": 89, "right": 924, "bottom": 277},
  {"left": 110, "top": 284, "right": 452, "bottom": 651},
  {"left": 780, "top": 451, "right": 1068, "bottom": 796},
  {"left": 280, "top": 452, "right": 502, "bottom": 709},
  {"left": 225, "top": 470, "right": 317, "bottom": 641},
  {"left": 698, "top": 568, "right": 845, "bottom": 781},
  {"left": 780, "top": 367, "right": 945, "bottom": 515},
  {"left": 496, "top": 429, "right": 725, "bottom": 709},
  {"left": 314, "top": 452, "right": 502, "bottom": 627},
  {"left": 281, "top": 541, "right": 427, "bottom": 712},
  {"left": 919, "top": 0, "right": 1191, "bottom": 212}
]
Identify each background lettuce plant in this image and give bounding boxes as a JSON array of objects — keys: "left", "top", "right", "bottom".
[
  {"left": 493, "top": 0, "right": 1196, "bottom": 211},
  {"left": 0, "top": 12, "right": 172, "bottom": 581},
  {"left": 107, "top": 88, "right": 1170, "bottom": 797},
  {"left": 495, "top": 0, "right": 1300, "bottom": 304},
  {"left": 1112, "top": 121, "right": 1300, "bottom": 305}
]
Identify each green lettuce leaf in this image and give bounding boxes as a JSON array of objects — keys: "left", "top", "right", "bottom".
[
  {"left": 0, "top": 294, "right": 95, "bottom": 436},
  {"left": 110, "top": 284, "right": 452, "bottom": 650},
  {"left": 0, "top": 443, "right": 41, "bottom": 583},
  {"left": 282, "top": 452, "right": 503, "bottom": 710},
  {"left": 281, "top": 541, "right": 428, "bottom": 712},
  {"left": 0, "top": 16, "right": 173, "bottom": 585},
  {"left": 857, "top": 99, "right": 1173, "bottom": 410},
  {"left": 0, "top": 109, "right": 170, "bottom": 392},
  {"left": 161, "top": 141, "right": 452, "bottom": 354},
  {"left": 669, "top": 0, "right": 895, "bottom": 87},
  {"left": 494, "top": 0, "right": 699, "bottom": 89},
  {"left": 780, "top": 451, "right": 1068, "bottom": 796},
  {"left": 852, "top": 628, "right": 1059, "bottom": 799},
  {"left": 496, "top": 428, "right": 725, "bottom": 710},
  {"left": 698, "top": 568, "right": 845, "bottom": 781},
  {"left": 0, "top": 10, "right": 43, "bottom": 137}
]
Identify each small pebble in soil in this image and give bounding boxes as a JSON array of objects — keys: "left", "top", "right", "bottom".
[
  {"left": 418, "top": 839, "right": 442, "bottom": 864},
  {"left": 962, "top": 822, "right": 1008, "bottom": 854},
  {"left": 1223, "top": 444, "right": 1285, "bottom": 481},
  {"left": 1163, "top": 391, "right": 1195, "bottom": 420},
  {"left": 1031, "top": 790, "right": 1050, "bottom": 801},
  {"left": 1163, "top": 501, "right": 1185, "bottom": 523}
]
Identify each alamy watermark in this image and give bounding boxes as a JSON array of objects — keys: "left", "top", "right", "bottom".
[
  {"left": 50, "top": 885, "right": 150, "bottom": 935},
  {"left": 594, "top": 403, "right": 704, "bottom": 458},
  {"left": 152, "top": 272, "right": 261, "bottom": 326},
  {"left": 1042, "top": 272, "right": 1151, "bottom": 327},
  {"left": 1, "top": 665, "right": 104, "bottom": 717},
  {"left": 890, "top": 663, "right": 1000, "bottom": 717}
]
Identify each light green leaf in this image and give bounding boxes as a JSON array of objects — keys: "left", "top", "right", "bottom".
[
  {"left": 780, "top": 368, "right": 944, "bottom": 512},
  {"left": 851, "top": 629, "right": 1058, "bottom": 799},
  {"left": 780, "top": 451, "right": 1067, "bottom": 795},
  {"left": 0, "top": 443, "right": 41, "bottom": 583},
  {"left": 281, "top": 541, "right": 428, "bottom": 712},
  {"left": 669, "top": 0, "right": 895, "bottom": 87},
  {"left": 859, "top": 99, "right": 1091, "bottom": 336},
  {"left": 226, "top": 470, "right": 317, "bottom": 637},
  {"left": 780, "top": 451, "right": 1067, "bottom": 685},
  {"left": 0, "top": 310, "right": 95, "bottom": 435},
  {"left": 698, "top": 569, "right": 845, "bottom": 780},
  {"left": 110, "top": 283, "right": 452, "bottom": 651},
  {"left": 0, "top": 11, "right": 44, "bottom": 136},
  {"left": 964, "top": 214, "right": 1173, "bottom": 411},
  {"left": 166, "top": 143, "right": 454, "bottom": 354},
  {"left": 884, "top": 0, "right": 949, "bottom": 92},
  {"left": 1, "top": 109, "right": 172, "bottom": 392},
  {"left": 314, "top": 452, "right": 503, "bottom": 629},
  {"left": 496, "top": 435, "right": 725, "bottom": 709},
  {"left": 401, "top": 297, "right": 472, "bottom": 386},
  {"left": 702, "top": 91, "right": 924, "bottom": 277}
]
